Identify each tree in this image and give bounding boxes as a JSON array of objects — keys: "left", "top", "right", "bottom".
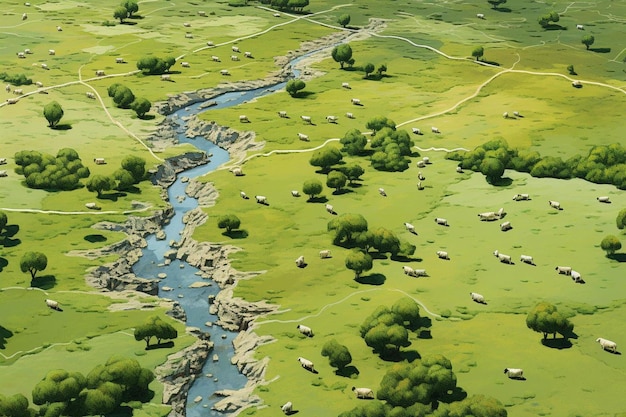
[
  {"left": 487, "top": 0, "right": 506, "bottom": 9},
  {"left": 20, "top": 252, "right": 47, "bottom": 283},
  {"left": 302, "top": 179, "right": 323, "bottom": 200},
  {"left": 328, "top": 213, "right": 368, "bottom": 244},
  {"left": 0, "top": 211, "right": 7, "bottom": 237},
  {"left": 526, "top": 302, "right": 574, "bottom": 340},
  {"left": 43, "top": 101, "right": 64, "bottom": 128},
  {"left": 376, "top": 64, "right": 387, "bottom": 76},
  {"left": 134, "top": 316, "right": 178, "bottom": 348},
  {"left": 113, "top": 6, "right": 128, "bottom": 23},
  {"left": 345, "top": 249, "right": 373, "bottom": 279},
  {"left": 582, "top": 35, "right": 595, "bottom": 50},
  {"left": 32, "top": 370, "right": 86, "bottom": 407},
  {"left": 112, "top": 85, "right": 135, "bottom": 108},
  {"left": 567, "top": 64, "right": 576, "bottom": 75},
  {"left": 370, "top": 227, "right": 400, "bottom": 255},
  {"left": 601, "top": 235, "right": 621, "bottom": 255},
  {"left": 86, "top": 356, "right": 154, "bottom": 403},
  {"left": 617, "top": 208, "right": 626, "bottom": 230},
  {"left": 86, "top": 175, "right": 115, "bottom": 197},
  {"left": 363, "top": 322, "right": 410, "bottom": 356},
  {"left": 340, "top": 129, "right": 368, "bottom": 156},
  {"left": 136, "top": 56, "right": 174, "bottom": 75},
  {"left": 479, "top": 157, "right": 505, "bottom": 183},
  {"left": 364, "top": 63, "right": 375, "bottom": 78},
  {"left": 130, "top": 97, "right": 151, "bottom": 118},
  {"left": 113, "top": 169, "right": 135, "bottom": 191},
  {"left": 377, "top": 355, "right": 457, "bottom": 409},
  {"left": 366, "top": 116, "right": 396, "bottom": 134},
  {"left": 438, "top": 395, "right": 508, "bottom": 417},
  {"left": 0, "top": 393, "right": 35, "bottom": 417},
  {"left": 538, "top": 11, "right": 560, "bottom": 28},
  {"left": 217, "top": 214, "right": 241, "bottom": 233},
  {"left": 391, "top": 297, "right": 421, "bottom": 329},
  {"left": 327, "top": 171, "right": 347, "bottom": 193},
  {"left": 341, "top": 164, "right": 365, "bottom": 185},
  {"left": 79, "top": 383, "right": 122, "bottom": 417},
  {"left": 121, "top": 0, "right": 138, "bottom": 17},
  {"left": 472, "top": 46, "right": 484, "bottom": 61},
  {"left": 285, "top": 79, "right": 306, "bottom": 97},
  {"left": 337, "top": 14, "right": 350, "bottom": 28},
  {"left": 321, "top": 339, "right": 352, "bottom": 371},
  {"left": 331, "top": 44, "right": 353, "bottom": 69},
  {"left": 309, "top": 147, "right": 343, "bottom": 173},
  {"left": 121, "top": 155, "right": 146, "bottom": 183},
  {"left": 371, "top": 143, "right": 410, "bottom": 172}
]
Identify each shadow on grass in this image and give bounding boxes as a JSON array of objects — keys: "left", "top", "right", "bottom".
[
  {"left": 602, "top": 349, "right": 622, "bottom": 355},
  {"left": 336, "top": 365, "right": 359, "bottom": 378},
  {"left": 284, "top": 410, "right": 299, "bottom": 416},
  {"left": 391, "top": 255, "right": 423, "bottom": 263},
  {"left": 418, "top": 316, "right": 433, "bottom": 330},
  {"left": 118, "top": 185, "right": 140, "bottom": 194},
  {"left": 355, "top": 273, "right": 386, "bottom": 285},
  {"left": 0, "top": 257, "right": 7, "bottom": 272},
  {"left": 590, "top": 47, "right": 611, "bottom": 53},
  {"left": 307, "top": 196, "right": 329, "bottom": 203},
  {"left": 128, "top": 14, "right": 144, "bottom": 19},
  {"left": 493, "top": 7, "right": 512, "bottom": 12},
  {"left": 223, "top": 230, "right": 248, "bottom": 239},
  {"left": 99, "top": 192, "right": 127, "bottom": 202},
  {"left": 0, "top": 325, "right": 13, "bottom": 349},
  {"left": 332, "top": 188, "right": 353, "bottom": 195},
  {"left": 441, "top": 387, "right": 468, "bottom": 404},
  {"left": 121, "top": 21, "right": 138, "bottom": 25},
  {"left": 51, "top": 124, "right": 72, "bottom": 130},
  {"left": 146, "top": 341, "right": 175, "bottom": 350},
  {"left": 32, "top": 275, "right": 56, "bottom": 290},
  {"left": 370, "top": 252, "right": 388, "bottom": 260},
  {"left": 489, "top": 177, "right": 513, "bottom": 186},
  {"left": 541, "top": 337, "right": 573, "bottom": 349},
  {"left": 84, "top": 234, "right": 107, "bottom": 243},
  {"left": 481, "top": 59, "right": 500, "bottom": 66},
  {"left": 544, "top": 24, "right": 567, "bottom": 30},
  {"left": 418, "top": 329, "right": 432, "bottom": 339},
  {"left": 139, "top": 114, "right": 156, "bottom": 120},
  {"left": 398, "top": 349, "right": 421, "bottom": 363},
  {"left": 293, "top": 91, "right": 316, "bottom": 99},
  {"left": 607, "top": 253, "right": 626, "bottom": 262},
  {"left": 348, "top": 182, "right": 363, "bottom": 188}
]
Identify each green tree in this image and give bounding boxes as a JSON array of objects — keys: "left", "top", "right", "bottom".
[
  {"left": 337, "top": 14, "right": 350, "bottom": 28},
  {"left": 134, "top": 316, "right": 178, "bottom": 348},
  {"left": 321, "top": 339, "right": 352, "bottom": 371},
  {"left": 345, "top": 249, "right": 373, "bottom": 279},
  {"left": 437, "top": 395, "right": 508, "bottom": 417},
  {"left": 526, "top": 302, "right": 574, "bottom": 340},
  {"left": 217, "top": 214, "right": 241, "bottom": 233},
  {"left": 20, "top": 251, "right": 47, "bottom": 283},
  {"left": 391, "top": 297, "right": 421, "bottom": 330},
  {"left": 376, "top": 64, "right": 387, "bottom": 76},
  {"left": 582, "top": 35, "right": 595, "bottom": 50},
  {"left": 364, "top": 63, "right": 375, "bottom": 78},
  {"left": 340, "top": 164, "right": 365, "bottom": 185},
  {"left": 538, "top": 11, "right": 560, "bottom": 28},
  {"left": 130, "top": 97, "right": 151, "bottom": 118},
  {"left": 377, "top": 355, "right": 457, "bottom": 409},
  {"left": 121, "top": 0, "right": 138, "bottom": 17},
  {"left": 479, "top": 157, "right": 505, "bottom": 183},
  {"left": 567, "top": 64, "right": 576, "bottom": 75},
  {"left": 0, "top": 393, "right": 35, "bottom": 417},
  {"left": 285, "top": 79, "right": 306, "bottom": 97},
  {"left": 0, "top": 211, "right": 7, "bottom": 237},
  {"left": 121, "top": 155, "right": 146, "bottom": 183},
  {"left": 43, "top": 101, "right": 64, "bottom": 128},
  {"left": 32, "top": 370, "right": 86, "bottom": 407},
  {"left": 363, "top": 322, "right": 410, "bottom": 356},
  {"left": 328, "top": 213, "right": 368, "bottom": 244},
  {"left": 86, "top": 175, "right": 115, "bottom": 197},
  {"left": 601, "top": 235, "right": 621, "bottom": 255},
  {"left": 472, "top": 46, "right": 484, "bottom": 61},
  {"left": 113, "top": 169, "right": 135, "bottom": 191},
  {"left": 136, "top": 56, "right": 173, "bottom": 75},
  {"left": 79, "top": 383, "right": 122, "bottom": 417},
  {"left": 366, "top": 116, "right": 396, "bottom": 134},
  {"left": 113, "top": 85, "right": 135, "bottom": 108},
  {"left": 332, "top": 44, "right": 353, "bottom": 69},
  {"left": 309, "top": 147, "right": 343, "bottom": 173},
  {"left": 487, "top": 0, "right": 506, "bottom": 9},
  {"left": 617, "top": 208, "right": 626, "bottom": 230},
  {"left": 327, "top": 170, "right": 347, "bottom": 193},
  {"left": 371, "top": 143, "right": 410, "bottom": 172},
  {"left": 302, "top": 179, "right": 323, "bottom": 200},
  {"left": 370, "top": 227, "right": 400, "bottom": 256},
  {"left": 113, "top": 6, "right": 128, "bottom": 23},
  {"left": 340, "top": 129, "right": 368, "bottom": 156}
]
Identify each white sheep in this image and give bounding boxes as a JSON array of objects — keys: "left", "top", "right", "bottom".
[
  {"left": 198, "top": 11, "right": 207, "bottom": 16},
  {"left": 297, "top": 357, "right": 315, "bottom": 372},
  {"left": 596, "top": 337, "right": 617, "bottom": 353},
  {"left": 477, "top": 13, "right": 485, "bottom": 19},
  {"left": 24, "top": 48, "right": 32, "bottom": 54},
  {"left": 413, "top": 269, "right": 428, "bottom": 277},
  {"left": 520, "top": 255, "right": 534, "bottom": 265},
  {"left": 504, "top": 368, "right": 524, "bottom": 379},
  {"left": 597, "top": 196, "right": 611, "bottom": 203},
  {"left": 549, "top": 200, "right": 562, "bottom": 210},
  {"left": 181, "top": 62, "right": 190, "bottom": 67},
  {"left": 273, "top": 12, "right": 280, "bottom": 17},
  {"left": 239, "top": 115, "right": 249, "bottom": 123},
  {"left": 572, "top": 80, "right": 582, "bottom": 88},
  {"left": 5, "top": 84, "right": 10, "bottom": 92},
  {"left": 183, "top": 22, "right": 191, "bottom": 27},
  {"left": 325, "top": 204, "right": 334, "bottom": 214},
  {"left": 48, "top": 49, "right": 56, "bottom": 55},
  {"left": 326, "top": 115, "right": 338, "bottom": 123},
  {"left": 296, "top": 324, "right": 313, "bottom": 337},
  {"left": 352, "top": 387, "right": 374, "bottom": 399},
  {"left": 95, "top": 70, "right": 105, "bottom": 76},
  {"left": 0, "top": 158, "right": 6, "bottom": 165},
  {"left": 436, "top": 250, "right": 449, "bottom": 260},
  {"left": 115, "top": 57, "right": 124, "bottom": 63},
  {"left": 244, "top": 51, "right": 252, "bottom": 58},
  {"left": 41, "top": 63, "right": 49, "bottom": 70},
  {"left": 281, "top": 401, "right": 293, "bottom": 415},
  {"left": 45, "top": 299, "right": 61, "bottom": 310},
  {"left": 56, "top": 25, "right": 62, "bottom": 31},
  {"left": 232, "top": 46, "right": 240, "bottom": 52},
  {"left": 417, "top": 181, "right": 424, "bottom": 190},
  {"left": 423, "top": 157, "right": 431, "bottom": 164},
  {"left": 402, "top": 265, "right": 415, "bottom": 276},
  {"left": 278, "top": 110, "right": 288, "bottom": 118},
  {"left": 412, "top": 127, "right": 422, "bottom": 135},
  {"left": 513, "top": 111, "right": 522, "bottom": 117},
  {"left": 291, "top": 190, "right": 300, "bottom": 197},
  {"left": 576, "top": 24, "right": 584, "bottom": 30},
  {"left": 470, "top": 292, "right": 486, "bottom": 304},
  {"left": 161, "top": 74, "right": 171, "bottom": 81},
  {"left": 503, "top": 111, "right": 509, "bottom": 119},
  {"left": 300, "top": 115, "right": 312, "bottom": 124},
  {"left": 85, "top": 202, "right": 99, "bottom": 210},
  {"left": 493, "top": 250, "right": 512, "bottom": 264},
  {"left": 496, "top": 207, "right": 505, "bottom": 218},
  {"left": 555, "top": 266, "right": 572, "bottom": 275},
  {"left": 351, "top": 98, "right": 361, "bottom": 105},
  {"left": 231, "top": 55, "right": 239, "bottom": 61},
  {"left": 435, "top": 217, "right": 449, "bottom": 226},
  {"left": 240, "top": 191, "right": 248, "bottom": 199},
  {"left": 211, "top": 55, "right": 220, "bottom": 62},
  {"left": 13, "top": 88, "right": 23, "bottom": 95},
  {"left": 418, "top": 172, "right": 425, "bottom": 181},
  {"left": 207, "top": 41, "right": 214, "bottom": 46},
  {"left": 431, "top": 126, "right": 440, "bottom": 133},
  {"left": 231, "top": 167, "right": 243, "bottom": 176},
  {"left": 571, "top": 270, "right": 584, "bottom": 283},
  {"left": 500, "top": 221, "right": 512, "bottom": 231},
  {"left": 185, "top": 33, "right": 193, "bottom": 39},
  {"left": 220, "top": 69, "right": 230, "bottom": 75},
  {"left": 378, "top": 188, "right": 387, "bottom": 196},
  {"left": 456, "top": 166, "right": 464, "bottom": 173},
  {"left": 17, "top": 52, "right": 26, "bottom": 58},
  {"left": 255, "top": 195, "right": 267, "bottom": 204},
  {"left": 416, "top": 160, "right": 426, "bottom": 168},
  {"left": 297, "top": 133, "right": 309, "bottom": 141},
  {"left": 404, "top": 222, "right": 416, "bottom": 234},
  {"left": 345, "top": 112, "right": 355, "bottom": 119},
  {"left": 6, "top": 98, "right": 18, "bottom": 105},
  {"left": 513, "top": 194, "right": 530, "bottom": 201},
  {"left": 86, "top": 92, "right": 96, "bottom": 99},
  {"left": 341, "top": 82, "right": 350, "bottom": 89},
  {"left": 319, "top": 250, "right": 332, "bottom": 259},
  {"left": 295, "top": 255, "right": 305, "bottom": 267},
  {"left": 22, "top": 12, "right": 28, "bottom": 20}
]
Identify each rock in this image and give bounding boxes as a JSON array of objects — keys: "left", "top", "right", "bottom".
[
  {"left": 194, "top": 396, "right": 202, "bottom": 403},
  {"left": 180, "top": 176, "right": 189, "bottom": 183},
  {"left": 158, "top": 273, "right": 167, "bottom": 279},
  {"left": 205, "top": 321, "right": 213, "bottom": 327},
  {"left": 189, "top": 281, "right": 212, "bottom": 288},
  {"left": 177, "top": 294, "right": 184, "bottom": 298},
  {"left": 162, "top": 286, "right": 173, "bottom": 291},
  {"left": 213, "top": 354, "right": 219, "bottom": 362},
  {"left": 156, "top": 230, "right": 166, "bottom": 240}
]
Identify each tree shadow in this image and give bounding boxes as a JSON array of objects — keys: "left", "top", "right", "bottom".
[
  {"left": 489, "top": 177, "right": 513, "bottom": 186},
  {"left": 390, "top": 255, "right": 423, "bottom": 263},
  {"left": 493, "top": 7, "right": 512, "bottom": 12},
  {"left": 138, "top": 114, "right": 156, "bottom": 120},
  {"left": 590, "top": 47, "right": 611, "bottom": 53},
  {"left": 370, "top": 252, "right": 388, "bottom": 260},
  {"left": 84, "top": 234, "right": 107, "bottom": 243},
  {"left": 541, "top": 337, "right": 573, "bottom": 349},
  {"left": 223, "top": 230, "right": 248, "bottom": 239},
  {"left": 544, "top": 24, "right": 567, "bottom": 30},
  {"left": 146, "top": 341, "right": 175, "bottom": 350},
  {"left": 0, "top": 325, "right": 13, "bottom": 349},
  {"left": 117, "top": 185, "right": 141, "bottom": 194},
  {"left": 121, "top": 21, "right": 138, "bottom": 25},
  {"left": 51, "top": 124, "right": 72, "bottom": 130},
  {"left": 355, "top": 273, "right": 386, "bottom": 285},
  {"left": 607, "top": 253, "right": 626, "bottom": 262},
  {"left": 0, "top": 257, "right": 7, "bottom": 272},
  {"left": 332, "top": 188, "right": 353, "bottom": 195},
  {"left": 307, "top": 196, "right": 328, "bottom": 203},
  {"left": 293, "top": 91, "right": 316, "bottom": 99},
  {"left": 418, "top": 329, "right": 433, "bottom": 339},
  {"left": 348, "top": 182, "right": 363, "bottom": 188},
  {"left": 99, "top": 192, "right": 127, "bottom": 202},
  {"left": 336, "top": 365, "right": 359, "bottom": 378},
  {"left": 440, "top": 387, "right": 468, "bottom": 403},
  {"left": 32, "top": 275, "right": 56, "bottom": 290},
  {"left": 481, "top": 59, "right": 500, "bottom": 66},
  {"left": 398, "top": 349, "right": 421, "bottom": 363},
  {"left": 417, "top": 316, "right": 432, "bottom": 330},
  {"left": 128, "top": 14, "right": 144, "bottom": 19}
]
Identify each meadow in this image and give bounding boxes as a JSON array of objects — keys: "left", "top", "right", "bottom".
[{"left": 1, "top": 0, "right": 625, "bottom": 416}]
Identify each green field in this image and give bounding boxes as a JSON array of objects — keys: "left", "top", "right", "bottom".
[{"left": 1, "top": 0, "right": 625, "bottom": 416}]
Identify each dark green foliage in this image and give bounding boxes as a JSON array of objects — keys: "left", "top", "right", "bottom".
[
  {"left": 582, "top": 35, "right": 595, "bottom": 50},
  {"left": 526, "top": 302, "right": 574, "bottom": 340},
  {"left": 86, "top": 175, "right": 115, "bottom": 197},
  {"left": 43, "top": 102, "right": 64, "bottom": 128},
  {"left": 366, "top": 116, "right": 396, "bottom": 134},
  {"left": 136, "top": 56, "right": 176, "bottom": 75},
  {"left": 285, "top": 79, "right": 306, "bottom": 97},
  {"left": 20, "top": 252, "right": 47, "bottom": 282},
  {"left": 113, "top": 169, "right": 135, "bottom": 190},
  {"left": 327, "top": 170, "right": 347, "bottom": 192},
  {"left": 14, "top": 148, "right": 89, "bottom": 189},
  {"left": 302, "top": 179, "right": 323, "bottom": 200},
  {"left": 391, "top": 297, "right": 422, "bottom": 329},
  {"left": 217, "top": 214, "right": 241, "bottom": 233},
  {"left": 32, "top": 370, "right": 86, "bottom": 406},
  {"left": 376, "top": 64, "right": 387, "bottom": 75},
  {"left": 0, "top": 211, "right": 7, "bottom": 236},
  {"left": 321, "top": 339, "right": 352, "bottom": 370},
  {"left": 487, "top": 0, "right": 506, "bottom": 9},
  {"left": 371, "top": 143, "right": 410, "bottom": 172},
  {"left": 472, "top": 46, "right": 484, "bottom": 61},
  {"left": 340, "top": 164, "right": 365, "bottom": 185},
  {"left": 0, "top": 73, "right": 33, "bottom": 86},
  {"left": 120, "top": 0, "right": 138, "bottom": 16},
  {"left": 134, "top": 316, "right": 178, "bottom": 348},
  {"left": 359, "top": 299, "right": 421, "bottom": 356},
  {"left": 309, "top": 147, "right": 343, "bottom": 173},
  {"left": 108, "top": 84, "right": 135, "bottom": 108},
  {"left": 338, "top": 14, "right": 350, "bottom": 27},
  {"left": 479, "top": 158, "right": 505, "bottom": 183},
  {"left": 538, "top": 11, "right": 560, "bottom": 28},
  {"left": 130, "top": 97, "right": 151, "bottom": 117},
  {"left": 567, "top": 64, "right": 575, "bottom": 75},
  {"left": 340, "top": 129, "right": 368, "bottom": 156},
  {"left": 270, "top": 0, "right": 308, "bottom": 12},
  {"left": 113, "top": 5, "right": 128, "bottom": 23},
  {"left": 345, "top": 249, "right": 373, "bottom": 279},
  {"left": 434, "top": 395, "right": 508, "bottom": 417},
  {"left": 332, "top": 44, "right": 353, "bottom": 69},
  {"left": 364, "top": 63, "right": 375, "bottom": 78},
  {"left": 600, "top": 235, "right": 621, "bottom": 255},
  {"left": 121, "top": 155, "right": 146, "bottom": 183},
  {"left": 617, "top": 209, "right": 626, "bottom": 230},
  {"left": 328, "top": 213, "right": 368, "bottom": 245},
  {"left": 0, "top": 393, "right": 35, "bottom": 417}
]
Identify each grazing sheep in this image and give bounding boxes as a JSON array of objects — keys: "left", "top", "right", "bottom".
[
  {"left": 326, "top": 115, "right": 338, "bottom": 123},
  {"left": 555, "top": 266, "right": 572, "bottom": 275},
  {"left": 404, "top": 222, "right": 416, "bottom": 234},
  {"left": 351, "top": 98, "right": 361, "bottom": 105},
  {"left": 504, "top": 368, "right": 524, "bottom": 379},
  {"left": 576, "top": 24, "right": 584, "bottom": 30},
  {"left": 115, "top": 57, "right": 124, "bottom": 63},
  {"left": 412, "top": 127, "right": 421, "bottom": 135},
  {"left": 185, "top": 33, "right": 193, "bottom": 38},
  {"left": 548, "top": 200, "right": 562, "bottom": 210},
  {"left": 232, "top": 46, "right": 240, "bottom": 53},
  {"left": 572, "top": 80, "right": 582, "bottom": 88},
  {"left": 183, "top": 22, "right": 191, "bottom": 27},
  {"left": 297, "top": 357, "right": 315, "bottom": 372},
  {"left": 5, "top": 84, "right": 10, "bottom": 92},
  {"left": 402, "top": 265, "right": 415, "bottom": 276},
  {"left": 431, "top": 126, "right": 440, "bottom": 133},
  {"left": 319, "top": 250, "right": 332, "bottom": 259},
  {"left": 301, "top": 115, "right": 312, "bottom": 124},
  {"left": 296, "top": 324, "right": 313, "bottom": 337},
  {"left": 417, "top": 181, "right": 424, "bottom": 190},
  {"left": 513, "top": 193, "right": 530, "bottom": 201},
  {"left": 477, "top": 13, "right": 485, "bottom": 19},
  {"left": 244, "top": 51, "right": 252, "bottom": 58},
  {"left": 198, "top": 11, "right": 207, "bottom": 16},
  {"left": 597, "top": 196, "right": 611, "bottom": 203},
  {"left": 520, "top": 255, "right": 534, "bottom": 265},
  {"left": 596, "top": 337, "right": 617, "bottom": 353},
  {"left": 423, "top": 157, "right": 431, "bottom": 164},
  {"left": 345, "top": 112, "right": 355, "bottom": 119},
  {"left": 231, "top": 55, "right": 239, "bottom": 61},
  {"left": 6, "top": 98, "right": 18, "bottom": 105},
  {"left": 94, "top": 158, "right": 106, "bottom": 164},
  {"left": 513, "top": 111, "right": 522, "bottom": 117},
  {"left": 0, "top": 169, "right": 8, "bottom": 175},
  {"left": 281, "top": 402, "right": 293, "bottom": 415},
  {"left": 85, "top": 202, "right": 99, "bottom": 210},
  {"left": 418, "top": 172, "right": 425, "bottom": 181},
  {"left": 24, "top": 48, "right": 32, "bottom": 54},
  {"left": 493, "top": 250, "right": 513, "bottom": 264},
  {"left": 231, "top": 167, "right": 243, "bottom": 176},
  {"left": 22, "top": 12, "right": 27, "bottom": 20},
  {"left": 470, "top": 292, "right": 486, "bottom": 304},
  {"left": 413, "top": 269, "right": 428, "bottom": 277},
  {"left": 436, "top": 250, "right": 449, "bottom": 260},
  {"left": 456, "top": 166, "right": 464, "bottom": 173},
  {"left": 352, "top": 387, "right": 374, "bottom": 399},
  {"left": 45, "top": 299, "right": 61, "bottom": 310},
  {"left": 297, "top": 133, "right": 309, "bottom": 141},
  {"left": 341, "top": 82, "right": 350, "bottom": 89},
  {"left": 161, "top": 74, "right": 171, "bottom": 81},
  {"left": 207, "top": 41, "right": 214, "bottom": 46},
  {"left": 41, "top": 63, "right": 48, "bottom": 70},
  {"left": 25, "top": 2, "right": 31, "bottom": 6},
  {"left": 48, "top": 49, "right": 56, "bottom": 55},
  {"left": 239, "top": 115, "right": 249, "bottom": 123},
  {"left": 278, "top": 110, "right": 288, "bottom": 118},
  {"left": 17, "top": 52, "right": 26, "bottom": 58},
  {"left": 291, "top": 190, "right": 300, "bottom": 197},
  {"left": 13, "top": 88, "right": 23, "bottom": 95},
  {"left": 240, "top": 191, "right": 248, "bottom": 199},
  {"left": 435, "top": 217, "right": 449, "bottom": 226},
  {"left": 503, "top": 112, "right": 509, "bottom": 119},
  {"left": 95, "top": 70, "right": 105, "bottom": 76},
  {"left": 571, "top": 270, "right": 584, "bottom": 283},
  {"left": 378, "top": 188, "right": 387, "bottom": 196},
  {"left": 416, "top": 160, "right": 426, "bottom": 168},
  {"left": 500, "top": 221, "right": 512, "bottom": 231},
  {"left": 325, "top": 204, "right": 334, "bottom": 214},
  {"left": 478, "top": 212, "right": 498, "bottom": 221},
  {"left": 220, "top": 69, "right": 230, "bottom": 75},
  {"left": 273, "top": 12, "right": 280, "bottom": 17},
  {"left": 181, "top": 61, "right": 190, "bottom": 67},
  {"left": 496, "top": 207, "right": 505, "bottom": 218},
  {"left": 56, "top": 25, "right": 62, "bottom": 31},
  {"left": 86, "top": 92, "right": 96, "bottom": 99},
  {"left": 255, "top": 195, "right": 267, "bottom": 204},
  {"left": 211, "top": 55, "right": 220, "bottom": 62},
  {"left": 0, "top": 158, "right": 6, "bottom": 165}
]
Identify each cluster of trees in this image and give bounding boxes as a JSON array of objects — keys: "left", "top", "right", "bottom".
[
  {"left": 538, "top": 11, "right": 560, "bottom": 28},
  {"left": 447, "top": 140, "right": 626, "bottom": 189},
  {"left": 267, "top": 0, "right": 309, "bottom": 12},
  {"left": 14, "top": 149, "right": 90, "bottom": 190},
  {"left": 113, "top": 0, "right": 139, "bottom": 23},
  {"left": 0, "top": 72, "right": 32, "bottom": 86},
  {"left": 307, "top": 147, "right": 366, "bottom": 193},
  {"left": 133, "top": 316, "right": 178, "bottom": 348},
  {"left": 136, "top": 56, "right": 176, "bottom": 76},
  {"left": 43, "top": 102, "right": 64, "bottom": 128},
  {"left": 86, "top": 155, "right": 147, "bottom": 197},
  {"left": 526, "top": 302, "right": 574, "bottom": 340},
  {"left": 285, "top": 79, "right": 306, "bottom": 97},
  {"left": 321, "top": 339, "right": 352, "bottom": 373},
  {"left": 107, "top": 83, "right": 152, "bottom": 117},
  {"left": 369, "top": 119, "right": 414, "bottom": 172},
  {"left": 362, "top": 63, "right": 387, "bottom": 79}
]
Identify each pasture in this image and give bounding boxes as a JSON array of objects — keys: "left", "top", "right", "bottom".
[{"left": 1, "top": 0, "right": 625, "bottom": 416}]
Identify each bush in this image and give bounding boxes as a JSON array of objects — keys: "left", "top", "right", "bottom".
[{"left": 0, "top": 72, "right": 33, "bottom": 86}]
